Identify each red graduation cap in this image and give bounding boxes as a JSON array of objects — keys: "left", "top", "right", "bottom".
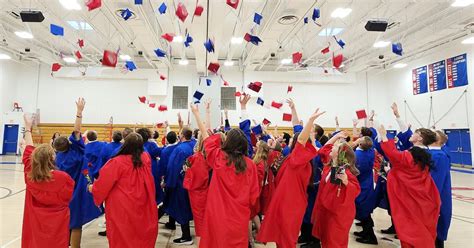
[
  {"left": 85, "top": 0, "right": 101, "bottom": 11},
  {"left": 208, "top": 62, "right": 220, "bottom": 74},
  {"left": 244, "top": 33, "right": 251, "bottom": 42},
  {"left": 332, "top": 53, "right": 344, "bottom": 69},
  {"left": 175, "top": 2, "right": 188, "bottom": 23},
  {"left": 161, "top": 33, "right": 174, "bottom": 42},
  {"left": 287, "top": 85, "right": 293, "bottom": 93},
  {"left": 262, "top": 118, "right": 271, "bottom": 125},
  {"left": 321, "top": 46, "right": 330, "bottom": 54},
  {"left": 75, "top": 51, "right": 82, "bottom": 60},
  {"left": 235, "top": 91, "right": 242, "bottom": 97},
  {"left": 292, "top": 52, "right": 303, "bottom": 64},
  {"left": 149, "top": 103, "right": 156, "bottom": 108},
  {"left": 158, "top": 105, "right": 168, "bottom": 111},
  {"left": 78, "top": 39, "right": 84, "bottom": 48},
  {"left": 51, "top": 63, "right": 61, "bottom": 72},
  {"left": 271, "top": 101, "right": 283, "bottom": 109},
  {"left": 283, "top": 113, "right": 292, "bottom": 122},
  {"left": 356, "top": 110, "right": 367, "bottom": 119},
  {"left": 138, "top": 96, "right": 147, "bottom": 103},
  {"left": 227, "top": 0, "right": 239, "bottom": 9},
  {"left": 194, "top": 5, "right": 204, "bottom": 16},
  {"left": 156, "top": 122, "right": 164, "bottom": 128},
  {"left": 160, "top": 74, "right": 166, "bottom": 80},
  {"left": 102, "top": 50, "right": 118, "bottom": 67},
  {"left": 223, "top": 80, "right": 229, "bottom": 86},
  {"left": 248, "top": 81, "right": 262, "bottom": 93}
]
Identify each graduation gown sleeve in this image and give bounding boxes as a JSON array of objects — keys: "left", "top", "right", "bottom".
[{"left": 239, "top": 119, "right": 254, "bottom": 157}]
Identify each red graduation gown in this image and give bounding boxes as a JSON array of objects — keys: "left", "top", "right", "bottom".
[
  {"left": 256, "top": 141, "right": 318, "bottom": 248},
  {"left": 251, "top": 161, "right": 265, "bottom": 218},
  {"left": 21, "top": 145, "right": 74, "bottom": 248},
  {"left": 381, "top": 140, "right": 440, "bottom": 248},
  {"left": 183, "top": 152, "right": 210, "bottom": 237},
  {"left": 200, "top": 134, "right": 260, "bottom": 248},
  {"left": 92, "top": 153, "right": 158, "bottom": 248},
  {"left": 260, "top": 150, "right": 281, "bottom": 215},
  {"left": 311, "top": 145, "right": 361, "bottom": 248}
]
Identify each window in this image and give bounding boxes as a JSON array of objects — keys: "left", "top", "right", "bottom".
[
  {"left": 172, "top": 86, "right": 188, "bottom": 109},
  {"left": 221, "top": 87, "right": 236, "bottom": 110}
]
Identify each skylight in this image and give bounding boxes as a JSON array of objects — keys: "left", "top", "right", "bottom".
[
  {"left": 318, "top": 28, "right": 344, "bottom": 37},
  {"left": 67, "top": 21, "right": 93, "bottom": 30}
]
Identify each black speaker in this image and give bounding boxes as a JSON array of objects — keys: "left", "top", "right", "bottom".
[
  {"left": 20, "top": 11, "right": 45, "bottom": 23},
  {"left": 365, "top": 20, "right": 388, "bottom": 32}
]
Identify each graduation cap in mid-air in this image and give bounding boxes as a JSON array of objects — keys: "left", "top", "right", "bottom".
[
  {"left": 149, "top": 103, "right": 156, "bottom": 108},
  {"left": 193, "top": 90, "right": 204, "bottom": 102},
  {"left": 85, "top": 0, "right": 101, "bottom": 11},
  {"left": 287, "top": 85, "right": 293, "bottom": 93},
  {"left": 235, "top": 91, "right": 242, "bottom": 97},
  {"left": 50, "top": 24, "right": 64, "bottom": 36},
  {"left": 252, "top": 125, "right": 263, "bottom": 135},
  {"left": 161, "top": 33, "right": 174, "bottom": 42},
  {"left": 208, "top": 62, "right": 220, "bottom": 74},
  {"left": 321, "top": 46, "right": 330, "bottom": 54},
  {"left": 312, "top": 8, "right": 320, "bottom": 21},
  {"left": 135, "top": 0, "right": 143, "bottom": 5},
  {"left": 125, "top": 61, "right": 137, "bottom": 71},
  {"left": 78, "top": 39, "right": 84, "bottom": 48},
  {"left": 51, "top": 63, "right": 61, "bottom": 72},
  {"left": 244, "top": 33, "right": 262, "bottom": 46},
  {"left": 356, "top": 110, "right": 367, "bottom": 119},
  {"left": 304, "top": 17, "right": 309, "bottom": 24},
  {"left": 292, "top": 52, "right": 303, "bottom": 64},
  {"left": 194, "top": 5, "right": 204, "bottom": 16},
  {"left": 160, "top": 74, "right": 166, "bottom": 80},
  {"left": 392, "top": 42, "right": 403, "bottom": 56},
  {"left": 262, "top": 118, "right": 271, "bottom": 125},
  {"left": 138, "top": 96, "right": 147, "bottom": 103},
  {"left": 334, "top": 36, "right": 345, "bottom": 49},
  {"left": 282, "top": 113, "right": 292, "bottom": 122},
  {"left": 256, "top": 97, "right": 264, "bottom": 106},
  {"left": 248, "top": 81, "right": 262, "bottom": 92},
  {"left": 75, "top": 51, "right": 82, "bottom": 60},
  {"left": 184, "top": 33, "right": 193, "bottom": 47},
  {"left": 154, "top": 48, "right": 167, "bottom": 58},
  {"left": 158, "top": 105, "right": 168, "bottom": 111},
  {"left": 254, "top": 13, "right": 263, "bottom": 25},
  {"left": 102, "top": 50, "right": 118, "bottom": 67},
  {"left": 206, "top": 79, "right": 212, "bottom": 86},
  {"left": 175, "top": 2, "right": 188, "bottom": 23},
  {"left": 227, "top": 0, "right": 239, "bottom": 9},
  {"left": 158, "top": 2, "right": 167, "bottom": 14},
  {"left": 204, "top": 39, "right": 215, "bottom": 53},
  {"left": 333, "top": 53, "right": 344, "bottom": 69},
  {"left": 121, "top": 8, "right": 132, "bottom": 21},
  {"left": 271, "top": 101, "right": 283, "bottom": 109}
]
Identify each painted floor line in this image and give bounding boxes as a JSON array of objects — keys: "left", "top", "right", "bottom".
[{"left": 451, "top": 168, "right": 474, "bottom": 174}]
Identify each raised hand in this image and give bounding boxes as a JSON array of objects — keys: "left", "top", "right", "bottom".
[
  {"left": 224, "top": 109, "right": 228, "bottom": 119},
  {"left": 190, "top": 103, "right": 199, "bottom": 114},
  {"left": 377, "top": 124, "right": 388, "bottom": 141},
  {"left": 391, "top": 102, "right": 400, "bottom": 118},
  {"left": 336, "top": 131, "right": 348, "bottom": 140},
  {"left": 204, "top": 99, "right": 212, "bottom": 111},
  {"left": 352, "top": 118, "right": 359, "bottom": 127},
  {"left": 239, "top": 94, "right": 251, "bottom": 109},
  {"left": 309, "top": 108, "right": 326, "bottom": 121},
  {"left": 286, "top": 98, "right": 295, "bottom": 109},
  {"left": 335, "top": 116, "right": 339, "bottom": 125},
  {"left": 369, "top": 110, "right": 375, "bottom": 120},
  {"left": 24, "top": 114, "right": 34, "bottom": 130},
  {"left": 76, "top": 97, "right": 85, "bottom": 114}
]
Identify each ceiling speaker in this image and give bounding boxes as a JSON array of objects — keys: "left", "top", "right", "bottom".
[
  {"left": 20, "top": 11, "right": 45, "bottom": 22},
  {"left": 365, "top": 20, "right": 388, "bottom": 32}
]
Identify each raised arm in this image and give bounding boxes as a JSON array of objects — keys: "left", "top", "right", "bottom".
[
  {"left": 205, "top": 99, "right": 212, "bottom": 130},
  {"left": 286, "top": 98, "right": 300, "bottom": 127},
  {"left": 239, "top": 94, "right": 251, "bottom": 120},
  {"left": 22, "top": 114, "right": 34, "bottom": 154},
  {"left": 352, "top": 119, "right": 360, "bottom": 139},
  {"left": 177, "top": 112, "right": 184, "bottom": 132},
  {"left": 392, "top": 102, "right": 408, "bottom": 132},
  {"left": 367, "top": 110, "right": 375, "bottom": 128},
  {"left": 74, "top": 98, "right": 85, "bottom": 139},
  {"left": 298, "top": 108, "right": 325, "bottom": 145},
  {"left": 239, "top": 94, "right": 253, "bottom": 157},
  {"left": 326, "top": 131, "right": 348, "bottom": 145},
  {"left": 224, "top": 109, "right": 231, "bottom": 131},
  {"left": 190, "top": 103, "right": 209, "bottom": 140},
  {"left": 335, "top": 116, "right": 340, "bottom": 132}
]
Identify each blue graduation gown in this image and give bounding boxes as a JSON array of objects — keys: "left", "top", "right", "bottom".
[
  {"left": 282, "top": 146, "right": 291, "bottom": 157},
  {"left": 355, "top": 148, "right": 376, "bottom": 220},
  {"left": 303, "top": 141, "right": 323, "bottom": 224},
  {"left": 164, "top": 141, "right": 194, "bottom": 224},
  {"left": 396, "top": 128, "right": 413, "bottom": 151},
  {"left": 428, "top": 148, "right": 452, "bottom": 241},
  {"left": 144, "top": 141, "right": 163, "bottom": 204},
  {"left": 239, "top": 119, "right": 253, "bottom": 157},
  {"left": 84, "top": 141, "right": 106, "bottom": 179},
  {"left": 55, "top": 133, "right": 102, "bottom": 228},
  {"left": 101, "top": 141, "right": 121, "bottom": 164}
]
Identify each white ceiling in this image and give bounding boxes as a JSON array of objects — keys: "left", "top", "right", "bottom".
[{"left": 0, "top": 0, "right": 473, "bottom": 73}]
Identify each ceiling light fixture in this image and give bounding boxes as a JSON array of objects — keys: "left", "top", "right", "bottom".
[
  {"left": 451, "top": 0, "right": 474, "bottom": 7},
  {"left": 224, "top": 61, "right": 234, "bottom": 66},
  {"left": 231, "top": 37, "right": 243, "bottom": 44},
  {"left": 59, "top": 0, "right": 82, "bottom": 10},
  {"left": 373, "top": 40, "right": 391, "bottom": 48},
  {"left": 331, "top": 8, "right": 352, "bottom": 18},
  {"left": 119, "top": 54, "right": 131, "bottom": 61},
  {"left": 15, "top": 31, "right": 34, "bottom": 39},
  {"left": 0, "top": 54, "right": 12, "bottom": 60},
  {"left": 63, "top": 57, "right": 77, "bottom": 63},
  {"left": 173, "top": 36, "right": 183, "bottom": 43},
  {"left": 318, "top": 28, "right": 344, "bottom": 37},
  {"left": 393, "top": 63, "right": 407, "bottom": 69},
  {"left": 280, "top": 58, "right": 292, "bottom": 65},
  {"left": 461, "top": 36, "right": 474, "bottom": 44},
  {"left": 179, "top": 59, "right": 189, "bottom": 65},
  {"left": 67, "top": 21, "right": 93, "bottom": 30}
]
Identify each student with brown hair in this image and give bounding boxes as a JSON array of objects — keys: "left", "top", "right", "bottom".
[{"left": 21, "top": 114, "right": 74, "bottom": 248}]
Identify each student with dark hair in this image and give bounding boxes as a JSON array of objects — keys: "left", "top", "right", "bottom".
[
  {"left": 21, "top": 114, "right": 74, "bottom": 248},
  {"left": 53, "top": 98, "right": 101, "bottom": 248},
  {"left": 377, "top": 124, "right": 440, "bottom": 248},
  {"left": 101, "top": 131, "right": 122, "bottom": 163},
  {"left": 83, "top": 130, "right": 106, "bottom": 180},
  {"left": 158, "top": 131, "right": 179, "bottom": 220},
  {"left": 190, "top": 102, "right": 259, "bottom": 248},
  {"left": 153, "top": 130, "right": 160, "bottom": 140},
  {"left": 89, "top": 133, "right": 158, "bottom": 248},
  {"left": 50, "top": 132, "right": 61, "bottom": 146},
  {"left": 353, "top": 136, "right": 377, "bottom": 244},
  {"left": 257, "top": 106, "right": 325, "bottom": 248}
]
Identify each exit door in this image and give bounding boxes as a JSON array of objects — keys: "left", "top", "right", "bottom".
[
  {"left": 2, "top": 124, "right": 19, "bottom": 155},
  {"left": 444, "top": 129, "right": 472, "bottom": 167}
]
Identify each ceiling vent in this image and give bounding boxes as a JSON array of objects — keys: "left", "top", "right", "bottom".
[
  {"left": 115, "top": 9, "right": 137, "bottom": 20},
  {"left": 7, "top": 11, "right": 21, "bottom": 19},
  {"left": 278, "top": 15, "right": 299, "bottom": 25}
]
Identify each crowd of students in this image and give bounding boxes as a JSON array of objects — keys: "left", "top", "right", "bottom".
[{"left": 20, "top": 96, "right": 452, "bottom": 248}]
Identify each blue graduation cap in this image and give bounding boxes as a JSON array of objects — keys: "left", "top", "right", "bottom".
[
  {"left": 121, "top": 8, "right": 132, "bottom": 20},
  {"left": 184, "top": 33, "right": 193, "bottom": 47},
  {"left": 158, "top": 2, "right": 167, "bottom": 14},
  {"left": 254, "top": 13, "right": 263, "bottom": 25},
  {"left": 154, "top": 48, "right": 166, "bottom": 58},
  {"left": 244, "top": 33, "right": 262, "bottom": 46},
  {"left": 206, "top": 79, "right": 212, "bottom": 86},
  {"left": 256, "top": 97, "right": 264, "bottom": 106},
  {"left": 336, "top": 38, "right": 345, "bottom": 48},
  {"left": 125, "top": 61, "right": 137, "bottom": 71},
  {"left": 193, "top": 90, "right": 204, "bottom": 102},
  {"left": 392, "top": 42, "right": 403, "bottom": 56},
  {"left": 304, "top": 17, "right": 309, "bottom": 24},
  {"left": 252, "top": 125, "right": 263, "bottom": 135},
  {"left": 50, "top": 24, "right": 64, "bottom": 36},
  {"left": 135, "top": 0, "right": 143, "bottom": 4},
  {"left": 312, "top": 8, "right": 320, "bottom": 21},
  {"left": 204, "top": 39, "right": 214, "bottom": 53}
]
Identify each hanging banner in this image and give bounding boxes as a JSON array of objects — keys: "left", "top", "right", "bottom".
[
  {"left": 412, "top": 66, "right": 428, "bottom": 95},
  {"left": 447, "top": 53, "right": 468, "bottom": 88},
  {"left": 428, "top": 60, "right": 447, "bottom": 92}
]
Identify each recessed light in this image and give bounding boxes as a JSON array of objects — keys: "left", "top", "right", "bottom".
[
  {"left": 0, "top": 54, "right": 12, "bottom": 60},
  {"left": 461, "top": 36, "right": 474, "bottom": 44},
  {"left": 318, "top": 28, "right": 344, "bottom": 37},
  {"left": 173, "top": 36, "right": 183, "bottom": 43},
  {"left": 224, "top": 61, "right": 234, "bottom": 66},
  {"left": 394, "top": 63, "right": 407, "bottom": 68},
  {"left": 179, "top": 59, "right": 189, "bottom": 65},
  {"left": 59, "top": 0, "right": 81, "bottom": 10},
  {"left": 451, "top": 0, "right": 474, "bottom": 7},
  {"left": 373, "top": 40, "right": 391, "bottom": 48},
  {"left": 67, "top": 21, "right": 93, "bottom": 30},
  {"left": 15, "top": 31, "right": 34, "bottom": 39},
  {"left": 280, "top": 58, "right": 292, "bottom": 65},
  {"left": 331, "top": 8, "right": 352, "bottom": 18},
  {"left": 63, "top": 57, "right": 77, "bottom": 63},
  {"left": 119, "top": 54, "right": 131, "bottom": 61},
  {"left": 231, "top": 37, "right": 243, "bottom": 44}
]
